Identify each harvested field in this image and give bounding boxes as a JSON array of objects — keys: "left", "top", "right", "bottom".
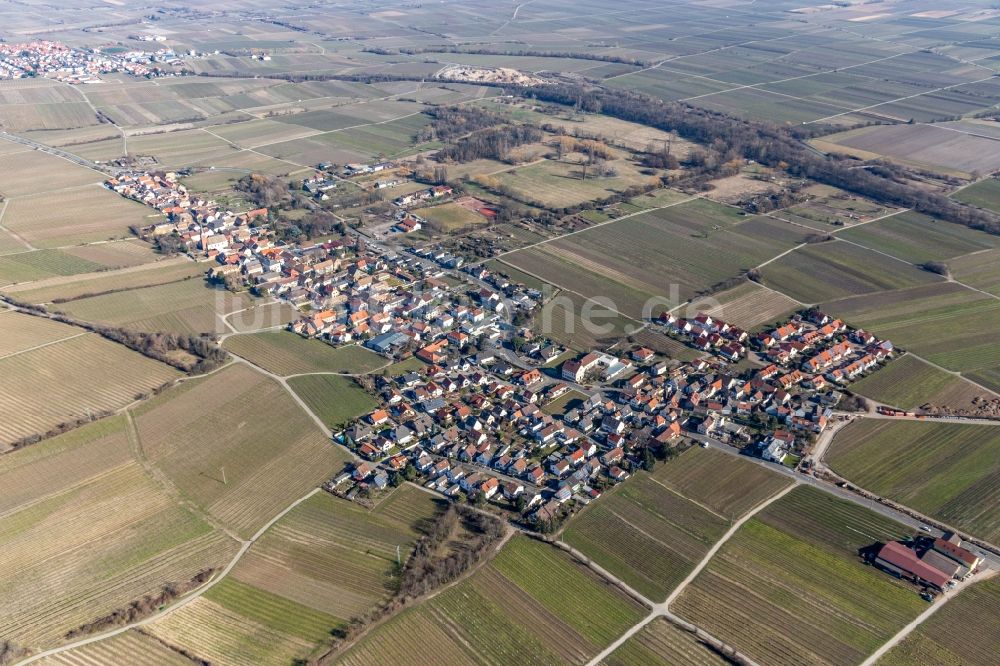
[
  {"left": 837, "top": 211, "right": 997, "bottom": 264},
  {"left": 60, "top": 240, "right": 159, "bottom": 268},
  {"left": 815, "top": 124, "right": 1000, "bottom": 176},
  {"left": 878, "top": 576, "right": 1000, "bottom": 666},
  {"left": 673, "top": 486, "right": 926, "bottom": 666},
  {"left": 2, "top": 185, "right": 155, "bottom": 248},
  {"left": 287, "top": 374, "right": 378, "bottom": 429},
  {"left": 132, "top": 364, "right": 350, "bottom": 538},
  {"left": 0, "top": 309, "right": 85, "bottom": 357},
  {"left": 760, "top": 241, "right": 941, "bottom": 304},
  {"left": 0, "top": 417, "right": 237, "bottom": 650},
  {"left": 534, "top": 287, "right": 638, "bottom": 352},
  {"left": 223, "top": 332, "right": 388, "bottom": 376},
  {"left": 419, "top": 201, "right": 488, "bottom": 231},
  {"left": 700, "top": 280, "right": 801, "bottom": 330},
  {"left": 334, "top": 535, "right": 645, "bottom": 666},
  {"left": 493, "top": 156, "right": 658, "bottom": 210},
  {"left": 226, "top": 300, "right": 298, "bottom": 332},
  {"left": 0, "top": 329, "right": 181, "bottom": 447},
  {"left": 848, "top": 353, "right": 989, "bottom": 412},
  {"left": 601, "top": 616, "right": 728, "bottom": 666},
  {"left": 827, "top": 419, "right": 1000, "bottom": 542},
  {"left": 57, "top": 279, "right": 251, "bottom": 336},
  {"left": 5, "top": 259, "right": 206, "bottom": 304},
  {"left": 0, "top": 147, "right": 100, "bottom": 197}
]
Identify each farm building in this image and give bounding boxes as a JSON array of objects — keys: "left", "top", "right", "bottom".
[{"left": 874, "top": 541, "right": 950, "bottom": 590}]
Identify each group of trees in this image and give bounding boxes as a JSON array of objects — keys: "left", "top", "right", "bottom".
[
  {"left": 517, "top": 84, "right": 1000, "bottom": 234},
  {"left": 436, "top": 124, "right": 542, "bottom": 163},
  {"left": 417, "top": 105, "right": 506, "bottom": 142},
  {"left": 273, "top": 209, "right": 347, "bottom": 243},
  {"left": 393, "top": 46, "right": 652, "bottom": 67},
  {"left": 236, "top": 172, "right": 291, "bottom": 208}
]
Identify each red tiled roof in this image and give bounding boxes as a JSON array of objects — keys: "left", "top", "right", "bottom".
[{"left": 877, "top": 542, "right": 950, "bottom": 588}]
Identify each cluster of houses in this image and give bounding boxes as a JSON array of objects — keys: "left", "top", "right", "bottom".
[
  {"left": 393, "top": 184, "right": 453, "bottom": 208},
  {"left": 874, "top": 532, "right": 982, "bottom": 592},
  {"left": 0, "top": 40, "right": 174, "bottom": 81}
]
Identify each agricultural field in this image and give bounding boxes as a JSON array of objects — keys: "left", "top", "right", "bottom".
[
  {"left": 673, "top": 486, "right": 927, "bottom": 666},
  {"left": 827, "top": 419, "right": 1000, "bottom": 542},
  {"left": 533, "top": 287, "right": 638, "bottom": 352},
  {"left": 223, "top": 331, "right": 388, "bottom": 376},
  {"left": 0, "top": 249, "right": 106, "bottom": 287},
  {"left": 419, "top": 201, "right": 489, "bottom": 231},
  {"left": 564, "top": 447, "right": 790, "bottom": 602},
  {"left": 760, "top": 241, "right": 941, "bottom": 304},
  {"left": 0, "top": 326, "right": 181, "bottom": 447},
  {"left": 0, "top": 309, "right": 86, "bottom": 357},
  {"left": 877, "top": 576, "right": 1000, "bottom": 666},
  {"left": 836, "top": 211, "right": 997, "bottom": 265},
  {"left": 492, "top": 155, "right": 658, "bottom": 210},
  {"left": 601, "top": 616, "right": 728, "bottom": 666},
  {"left": 145, "top": 487, "right": 447, "bottom": 665},
  {"left": 132, "top": 364, "right": 350, "bottom": 538},
  {"left": 225, "top": 300, "right": 298, "bottom": 333},
  {"left": 952, "top": 177, "right": 1000, "bottom": 214},
  {"left": 1, "top": 184, "right": 155, "bottom": 248},
  {"left": 949, "top": 248, "right": 1000, "bottom": 296},
  {"left": 700, "top": 280, "right": 800, "bottom": 330},
  {"left": 822, "top": 282, "right": 1000, "bottom": 389},
  {"left": 848, "top": 353, "right": 986, "bottom": 412},
  {"left": 0, "top": 147, "right": 102, "bottom": 197},
  {"left": 0, "top": 416, "right": 238, "bottom": 651},
  {"left": 56, "top": 278, "right": 251, "bottom": 336},
  {"left": 690, "top": 87, "right": 852, "bottom": 125},
  {"left": 813, "top": 124, "right": 1000, "bottom": 177},
  {"left": 35, "top": 628, "right": 199, "bottom": 666},
  {"left": 288, "top": 374, "right": 378, "bottom": 429},
  {"left": 504, "top": 199, "right": 809, "bottom": 317},
  {"left": 334, "top": 535, "right": 645, "bottom": 666},
  {"left": 3, "top": 258, "right": 203, "bottom": 304}
]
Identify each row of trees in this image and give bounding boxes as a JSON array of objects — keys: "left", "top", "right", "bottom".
[
  {"left": 517, "top": 84, "right": 1000, "bottom": 234},
  {"left": 392, "top": 46, "right": 652, "bottom": 67}
]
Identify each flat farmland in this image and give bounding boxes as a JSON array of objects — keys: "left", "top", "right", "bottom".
[
  {"left": 673, "top": 486, "right": 925, "bottom": 666},
  {"left": 205, "top": 117, "right": 322, "bottom": 148},
  {"left": 813, "top": 124, "right": 1000, "bottom": 177},
  {"left": 848, "top": 353, "right": 986, "bottom": 411},
  {"left": 288, "top": 374, "right": 378, "bottom": 429},
  {"left": 493, "top": 156, "right": 658, "bottom": 210},
  {"left": 952, "top": 177, "right": 1000, "bottom": 214},
  {"left": 837, "top": 211, "right": 997, "bottom": 264},
  {"left": 335, "top": 535, "right": 645, "bottom": 666},
  {"left": 504, "top": 199, "right": 809, "bottom": 316},
  {"left": 822, "top": 282, "right": 1000, "bottom": 385},
  {"left": 132, "top": 364, "right": 350, "bottom": 538},
  {"left": 60, "top": 239, "right": 159, "bottom": 268},
  {"left": 601, "top": 616, "right": 728, "bottom": 666},
  {"left": 0, "top": 147, "right": 101, "bottom": 197},
  {"left": 651, "top": 447, "right": 793, "bottom": 520},
  {"left": 223, "top": 331, "right": 388, "bottom": 376},
  {"left": 231, "top": 488, "right": 442, "bottom": 626},
  {"left": 419, "top": 201, "right": 488, "bottom": 231},
  {"left": 700, "top": 280, "right": 800, "bottom": 330},
  {"left": 225, "top": 300, "right": 298, "bottom": 332},
  {"left": 878, "top": 576, "right": 1000, "bottom": 666},
  {"left": 0, "top": 309, "right": 85, "bottom": 357},
  {"left": 760, "top": 241, "right": 941, "bottom": 304},
  {"left": 827, "top": 419, "right": 1000, "bottom": 542},
  {"left": 0, "top": 329, "right": 181, "bottom": 447},
  {"left": 534, "top": 287, "right": 638, "bottom": 351},
  {"left": 950, "top": 248, "right": 1000, "bottom": 296},
  {"left": 605, "top": 67, "right": 733, "bottom": 102},
  {"left": 690, "top": 87, "right": 852, "bottom": 124},
  {"left": 35, "top": 629, "right": 196, "bottom": 666},
  {"left": 0, "top": 417, "right": 237, "bottom": 650},
  {"left": 0, "top": 101, "right": 99, "bottom": 131},
  {"left": 110, "top": 129, "right": 238, "bottom": 168},
  {"left": 3, "top": 258, "right": 203, "bottom": 304},
  {"left": 2, "top": 184, "right": 155, "bottom": 248},
  {"left": 564, "top": 473, "right": 729, "bottom": 601},
  {"left": 0, "top": 249, "right": 105, "bottom": 287},
  {"left": 57, "top": 278, "right": 251, "bottom": 336}
]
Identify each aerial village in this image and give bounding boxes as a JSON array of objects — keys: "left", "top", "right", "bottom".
[
  {"left": 0, "top": 40, "right": 180, "bottom": 81},
  {"left": 109, "top": 160, "right": 901, "bottom": 535}
]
